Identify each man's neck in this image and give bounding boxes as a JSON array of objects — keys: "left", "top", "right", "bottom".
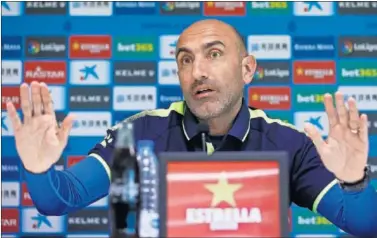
[{"left": 201, "top": 99, "right": 243, "bottom": 136}]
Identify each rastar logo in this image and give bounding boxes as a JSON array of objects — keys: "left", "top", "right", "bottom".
[
  {"left": 1, "top": 208, "right": 19, "bottom": 233},
  {"left": 24, "top": 61, "right": 66, "bottom": 84},
  {"left": 186, "top": 172, "right": 262, "bottom": 230}
]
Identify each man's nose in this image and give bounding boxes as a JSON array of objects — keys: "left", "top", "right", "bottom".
[{"left": 192, "top": 58, "right": 209, "bottom": 80}]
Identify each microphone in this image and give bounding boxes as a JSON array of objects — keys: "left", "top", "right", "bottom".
[{"left": 197, "top": 122, "right": 209, "bottom": 153}]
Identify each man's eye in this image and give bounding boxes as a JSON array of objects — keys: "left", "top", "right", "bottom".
[
  {"left": 209, "top": 50, "right": 221, "bottom": 59},
  {"left": 182, "top": 57, "right": 192, "bottom": 64}
]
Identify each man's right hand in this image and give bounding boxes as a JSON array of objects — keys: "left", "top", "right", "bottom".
[{"left": 6, "top": 81, "right": 75, "bottom": 174}]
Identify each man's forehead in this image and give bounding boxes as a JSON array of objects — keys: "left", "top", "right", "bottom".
[
  {"left": 176, "top": 19, "right": 244, "bottom": 56},
  {"left": 177, "top": 31, "right": 231, "bottom": 49}
]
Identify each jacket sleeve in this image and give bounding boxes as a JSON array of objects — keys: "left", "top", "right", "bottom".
[
  {"left": 291, "top": 135, "right": 377, "bottom": 236},
  {"left": 317, "top": 180, "right": 377, "bottom": 237},
  {"left": 23, "top": 154, "right": 111, "bottom": 216},
  {"left": 23, "top": 127, "right": 118, "bottom": 216}
]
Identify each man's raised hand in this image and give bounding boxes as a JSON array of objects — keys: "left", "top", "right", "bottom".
[
  {"left": 304, "top": 92, "right": 369, "bottom": 183},
  {"left": 6, "top": 81, "right": 75, "bottom": 173}
]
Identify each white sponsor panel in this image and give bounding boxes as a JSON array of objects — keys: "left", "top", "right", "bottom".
[
  {"left": 158, "top": 61, "right": 179, "bottom": 85},
  {"left": 160, "top": 35, "right": 179, "bottom": 59},
  {"left": 2, "top": 2, "right": 22, "bottom": 16},
  {"left": 69, "top": 112, "right": 111, "bottom": 136},
  {"left": 248, "top": 35, "right": 291, "bottom": 59},
  {"left": 70, "top": 60, "right": 110, "bottom": 85},
  {"left": 294, "top": 112, "right": 329, "bottom": 136},
  {"left": 22, "top": 208, "right": 65, "bottom": 233},
  {"left": 113, "top": 86, "right": 157, "bottom": 111},
  {"left": 338, "top": 86, "right": 377, "bottom": 110},
  {"left": 1, "top": 60, "right": 22, "bottom": 84},
  {"left": 294, "top": 2, "right": 334, "bottom": 16},
  {"left": 47, "top": 86, "right": 66, "bottom": 110},
  {"left": 69, "top": 1, "right": 113, "bottom": 16},
  {"left": 2, "top": 182, "right": 20, "bottom": 207},
  {"left": 2, "top": 112, "right": 16, "bottom": 137}
]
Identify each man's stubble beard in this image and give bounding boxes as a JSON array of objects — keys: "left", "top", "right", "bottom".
[{"left": 185, "top": 88, "right": 241, "bottom": 120}]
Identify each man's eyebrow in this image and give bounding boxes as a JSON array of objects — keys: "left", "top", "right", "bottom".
[
  {"left": 203, "top": 40, "right": 225, "bottom": 50},
  {"left": 175, "top": 40, "right": 226, "bottom": 59},
  {"left": 175, "top": 47, "right": 192, "bottom": 59}
]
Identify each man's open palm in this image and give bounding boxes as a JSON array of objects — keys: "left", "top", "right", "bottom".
[
  {"left": 304, "top": 92, "right": 369, "bottom": 183},
  {"left": 6, "top": 82, "right": 75, "bottom": 173}
]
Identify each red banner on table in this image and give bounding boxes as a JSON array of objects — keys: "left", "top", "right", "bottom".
[{"left": 165, "top": 160, "right": 281, "bottom": 237}]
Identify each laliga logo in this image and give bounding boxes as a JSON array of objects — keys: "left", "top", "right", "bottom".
[
  {"left": 185, "top": 172, "right": 262, "bottom": 231},
  {"left": 254, "top": 67, "right": 264, "bottom": 80},
  {"left": 342, "top": 41, "right": 353, "bottom": 55}
]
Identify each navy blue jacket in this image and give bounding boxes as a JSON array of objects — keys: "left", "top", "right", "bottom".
[{"left": 24, "top": 100, "right": 377, "bottom": 236}]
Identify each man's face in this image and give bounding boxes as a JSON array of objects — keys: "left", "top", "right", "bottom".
[{"left": 176, "top": 23, "right": 245, "bottom": 120}]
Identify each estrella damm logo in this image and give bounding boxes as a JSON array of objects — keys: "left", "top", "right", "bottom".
[
  {"left": 165, "top": 160, "right": 283, "bottom": 237},
  {"left": 114, "top": 36, "right": 156, "bottom": 59}
]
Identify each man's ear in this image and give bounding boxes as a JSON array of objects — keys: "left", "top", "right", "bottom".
[{"left": 241, "top": 55, "right": 257, "bottom": 85}]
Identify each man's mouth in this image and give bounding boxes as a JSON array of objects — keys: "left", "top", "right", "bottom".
[
  {"left": 193, "top": 86, "right": 216, "bottom": 99},
  {"left": 195, "top": 88, "right": 214, "bottom": 95}
]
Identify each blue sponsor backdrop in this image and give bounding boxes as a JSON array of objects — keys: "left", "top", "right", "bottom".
[
  {"left": 1, "top": 1, "right": 377, "bottom": 237},
  {"left": 292, "top": 36, "right": 336, "bottom": 58},
  {"left": 1, "top": 36, "right": 23, "bottom": 58}
]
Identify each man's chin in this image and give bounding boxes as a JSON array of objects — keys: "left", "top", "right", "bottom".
[{"left": 191, "top": 103, "right": 223, "bottom": 120}]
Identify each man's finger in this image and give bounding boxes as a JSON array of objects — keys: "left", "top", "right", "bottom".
[
  {"left": 359, "top": 114, "right": 369, "bottom": 144},
  {"left": 20, "top": 83, "right": 32, "bottom": 124},
  {"left": 31, "top": 82, "right": 43, "bottom": 117},
  {"left": 335, "top": 92, "right": 348, "bottom": 128},
  {"left": 304, "top": 122, "right": 326, "bottom": 155},
  {"left": 323, "top": 93, "right": 338, "bottom": 128},
  {"left": 347, "top": 97, "right": 360, "bottom": 131},
  {"left": 40, "top": 82, "right": 56, "bottom": 120},
  {"left": 6, "top": 101, "right": 22, "bottom": 132},
  {"left": 57, "top": 113, "right": 75, "bottom": 146}
]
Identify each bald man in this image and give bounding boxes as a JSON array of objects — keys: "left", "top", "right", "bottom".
[{"left": 7, "top": 19, "right": 377, "bottom": 236}]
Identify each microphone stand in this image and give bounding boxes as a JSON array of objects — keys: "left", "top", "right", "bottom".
[{"left": 197, "top": 122, "right": 210, "bottom": 153}]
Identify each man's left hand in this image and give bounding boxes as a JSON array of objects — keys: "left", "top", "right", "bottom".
[{"left": 304, "top": 92, "right": 369, "bottom": 183}]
